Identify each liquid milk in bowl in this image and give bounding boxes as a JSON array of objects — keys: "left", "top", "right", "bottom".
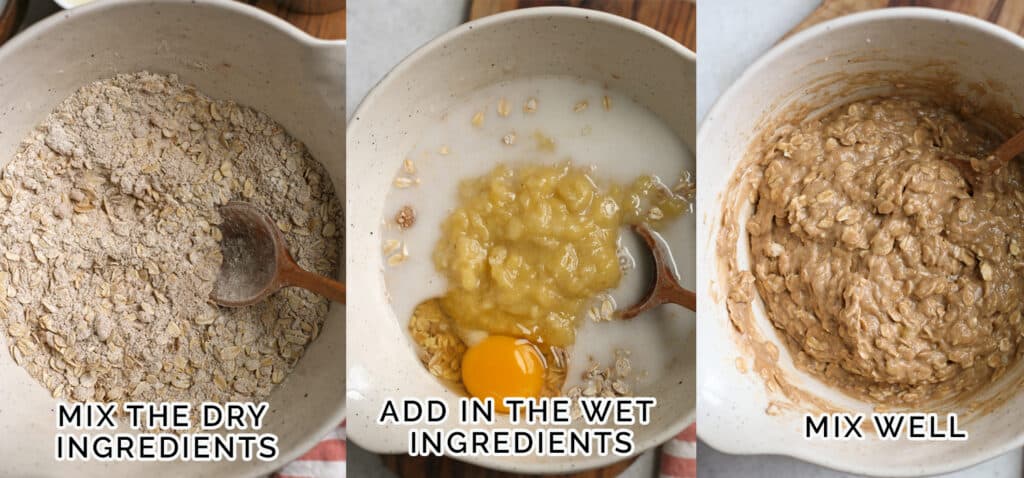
[{"left": 382, "top": 75, "right": 692, "bottom": 395}]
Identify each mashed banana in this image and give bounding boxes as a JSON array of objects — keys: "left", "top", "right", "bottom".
[
  {"left": 433, "top": 162, "right": 684, "bottom": 347},
  {"left": 746, "top": 97, "right": 1024, "bottom": 405}
]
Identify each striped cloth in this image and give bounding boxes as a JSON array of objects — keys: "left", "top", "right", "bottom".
[
  {"left": 275, "top": 423, "right": 347, "bottom": 478},
  {"left": 275, "top": 422, "right": 696, "bottom": 477},
  {"left": 660, "top": 423, "right": 697, "bottom": 478}
]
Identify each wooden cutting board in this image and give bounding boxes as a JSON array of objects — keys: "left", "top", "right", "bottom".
[
  {"left": 0, "top": 0, "right": 26, "bottom": 46},
  {"left": 242, "top": 0, "right": 345, "bottom": 39},
  {"left": 470, "top": 0, "right": 695, "bottom": 50},
  {"left": 0, "top": 1, "right": 342, "bottom": 48},
  {"left": 382, "top": 2, "right": 694, "bottom": 477},
  {"left": 784, "top": 0, "right": 1024, "bottom": 39}
]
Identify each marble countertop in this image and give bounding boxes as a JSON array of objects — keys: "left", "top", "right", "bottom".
[{"left": 346, "top": 0, "right": 469, "bottom": 117}]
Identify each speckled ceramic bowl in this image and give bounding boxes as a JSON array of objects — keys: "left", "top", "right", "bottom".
[
  {"left": 0, "top": 1, "right": 345, "bottom": 476},
  {"left": 346, "top": 7, "right": 695, "bottom": 474},
  {"left": 699, "top": 8, "right": 1024, "bottom": 477},
  {"left": 54, "top": 0, "right": 84, "bottom": 8}
]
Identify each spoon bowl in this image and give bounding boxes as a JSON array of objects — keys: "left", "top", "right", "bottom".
[
  {"left": 619, "top": 223, "right": 696, "bottom": 318},
  {"left": 946, "top": 127, "right": 1024, "bottom": 191},
  {"left": 211, "top": 201, "right": 346, "bottom": 307}
]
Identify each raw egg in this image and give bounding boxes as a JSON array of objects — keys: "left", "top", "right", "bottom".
[{"left": 461, "top": 335, "right": 545, "bottom": 413}]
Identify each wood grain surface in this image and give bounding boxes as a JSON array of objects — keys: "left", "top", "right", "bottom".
[
  {"left": 784, "top": 0, "right": 1024, "bottom": 38},
  {"left": 243, "top": 0, "right": 346, "bottom": 39},
  {"left": 380, "top": 3, "right": 693, "bottom": 477},
  {"left": 0, "top": 0, "right": 343, "bottom": 48},
  {"left": 0, "top": 0, "right": 26, "bottom": 45},
  {"left": 469, "top": 0, "right": 695, "bottom": 50}
]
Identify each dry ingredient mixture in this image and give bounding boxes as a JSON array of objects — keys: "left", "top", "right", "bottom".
[
  {"left": 567, "top": 350, "right": 636, "bottom": 400},
  {"left": 0, "top": 72, "right": 342, "bottom": 410},
  {"left": 745, "top": 97, "right": 1024, "bottom": 405}
]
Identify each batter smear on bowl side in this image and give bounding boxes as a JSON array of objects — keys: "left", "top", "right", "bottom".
[{"left": 744, "top": 97, "right": 1024, "bottom": 405}]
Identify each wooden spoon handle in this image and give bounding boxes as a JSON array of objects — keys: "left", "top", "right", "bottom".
[
  {"left": 280, "top": 265, "right": 346, "bottom": 304},
  {"left": 666, "top": 282, "right": 697, "bottom": 312},
  {"left": 619, "top": 224, "right": 697, "bottom": 318},
  {"left": 995, "top": 128, "right": 1024, "bottom": 164}
]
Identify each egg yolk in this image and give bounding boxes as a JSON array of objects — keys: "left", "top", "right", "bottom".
[{"left": 461, "top": 335, "right": 545, "bottom": 413}]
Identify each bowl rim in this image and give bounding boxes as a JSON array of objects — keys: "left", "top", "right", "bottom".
[
  {"left": 346, "top": 5, "right": 695, "bottom": 474},
  {"left": 0, "top": 1, "right": 345, "bottom": 476},
  {"left": 22, "top": 0, "right": 342, "bottom": 47},
  {"left": 53, "top": 0, "right": 81, "bottom": 10},
  {"left": 350, "top": 5, "right": 694, "bottom": 120},
  {"left": 697, "top": 6, "right": 1024, "bottom": 477}
]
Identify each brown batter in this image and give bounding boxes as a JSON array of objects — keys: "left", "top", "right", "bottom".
[{"left": 745, "top": 97, "right": 1024, "bottom": 405}]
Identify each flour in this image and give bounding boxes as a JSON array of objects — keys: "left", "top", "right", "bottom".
[{"left": 0, "top": 72, "right": 342, "bottom": 411}]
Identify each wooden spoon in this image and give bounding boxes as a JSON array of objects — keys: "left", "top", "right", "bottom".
[
  {"left": 210, "top": 201, "right": 345, "bottom": 307},
  {"left": 619, "top": 223, "right": 696, "bottom": 319},
  {"left": 947, "top": 127, "right": 1024, "bottom": 190}
]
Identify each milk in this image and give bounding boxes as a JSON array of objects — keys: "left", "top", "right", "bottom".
[{"left": 381, "top": 75, "right": 693, "bottom": 394}]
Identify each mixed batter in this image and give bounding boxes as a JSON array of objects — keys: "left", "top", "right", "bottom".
[{"left": 745, "top": 97, "right": 1024, "bottom": 405}]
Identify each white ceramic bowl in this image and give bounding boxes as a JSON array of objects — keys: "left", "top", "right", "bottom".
[
  {"left": 0, "top": 1, "right": 345, "bottom": 476},
  {"left": 699, "top": 8, "right": 1024, "bottom": 477},
  {"left": 347, "top": 7, "right": 695, "bottom": 474},
  {"left": 54, "top": 0, "right": 94, "bottom": 9}
]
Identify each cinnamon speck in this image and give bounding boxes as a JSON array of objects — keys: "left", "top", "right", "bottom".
[{"left": 396, "top": 205, "right": 416, "bottom": 229}]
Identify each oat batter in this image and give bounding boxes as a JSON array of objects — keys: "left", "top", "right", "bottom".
[{"left": 746, "top": 97, "right": 1024, "bottom": 405}]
